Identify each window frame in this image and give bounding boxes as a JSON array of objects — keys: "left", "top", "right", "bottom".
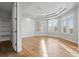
[
  {"left": 67, "top": 13, "right": 74, "bottom": 34},
  {"left": 62, "top": 13, "right": 74, "bottom": 35},
  {"left": 48, "top": 19, "right": 58, "bottom": 33}
]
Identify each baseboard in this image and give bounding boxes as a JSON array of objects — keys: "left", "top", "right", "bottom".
[
  {"left": 47, "top": 35, "right": 77, "bottom": 45},
  {"left": 22, "top": 35, "right": 77, "bottom": 45},
  {"left": 0, "top": 37, "right": 10, "bottom": 42}
]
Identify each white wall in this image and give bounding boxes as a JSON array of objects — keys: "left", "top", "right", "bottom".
[
  {"left": 0, "top": 11, "right": 11, "bottom": 41},
  {"left": 21, "top": 17, "right": 36, "bottom": 38}
]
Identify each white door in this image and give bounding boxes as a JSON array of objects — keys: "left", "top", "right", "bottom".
[{"left": 12, "top": 3, "right": 17, "bottom": 51}]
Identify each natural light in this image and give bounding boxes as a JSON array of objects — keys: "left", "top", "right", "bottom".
[{"left": 40, "top": 39, "right": 48, "bottom": 57}]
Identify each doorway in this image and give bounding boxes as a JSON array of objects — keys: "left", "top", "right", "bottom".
[{"left": 0, "top": 2, "right": 18, "bottom": 56}]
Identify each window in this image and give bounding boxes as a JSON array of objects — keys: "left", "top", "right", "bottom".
[
  {"left": 48, "top": 19, "right": 58, "bottom": 32},
  {"left": 48, "top": 20, "right": 53, "bottom": 32},
  {"left": 67, "top": 13, "right": 74, "bottom": 33},
  {"left": 62, "top": 17, "right": 67, "bottom": 33},
  {"left": 62, "top": 13, "right": 74, "bottom": 34}
]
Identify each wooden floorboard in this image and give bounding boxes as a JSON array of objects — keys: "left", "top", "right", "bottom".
[
  {"left": 0, "top": 36, "right": 79, "bottom": 57},
  {"left": 0, "top": 40, "right": 21, "bottom": 57},
  {"left": 19, "top": 36, "right": 79, "bottom": 57}
]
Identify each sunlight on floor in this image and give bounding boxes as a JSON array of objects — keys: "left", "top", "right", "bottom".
[
  {"left": 59, "top": 42, "right": 79, "bottom": 57},
  {"left": 40, "top": 39, "right": 48, "bottom": 57}
]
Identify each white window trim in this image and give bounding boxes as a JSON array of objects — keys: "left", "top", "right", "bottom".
[
  {"left": 48, "top": 19, "right": 58, "bottom": 33},
  {"left": 62, "top": 13, "right": 74, "bottom": 35}
]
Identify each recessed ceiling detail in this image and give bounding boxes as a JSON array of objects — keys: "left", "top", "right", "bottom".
[
  {"left": 21, "top": 2, "right": 77, "bottom": 19},
  {"left": 45, "top": 7, "right": 67, "bottom": 18}
]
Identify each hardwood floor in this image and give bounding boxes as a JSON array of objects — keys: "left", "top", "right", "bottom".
[
  {"left": 0, "top": 36, "right": 79, "bottom": 57},
  {"left": 19, "top": 36, "right": 79, "bottom": 57},
  {"left": 0, "top": 40, "right": 21, "bottom": 57}
]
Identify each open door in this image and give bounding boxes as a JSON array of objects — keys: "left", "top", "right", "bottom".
[{"left": 12, "top": 2, "right": 17, "bottom": 51}]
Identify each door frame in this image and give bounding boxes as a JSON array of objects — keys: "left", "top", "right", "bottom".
[
  {"left": 12, "top": 2, "right": 18, "bottom": 52},
  {"left": 16, "top": 2, "right": 18, "bottom": 52},
  {"left": 16, "top": 2, "right": 22, "bottom": 52}
]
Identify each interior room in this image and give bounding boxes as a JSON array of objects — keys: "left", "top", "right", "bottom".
[
  {"left": 18, "top": 2, "right": 79, "bottom": 57},
  {"left": 0, "top": 2, "right": 79, "bottom": 57}
]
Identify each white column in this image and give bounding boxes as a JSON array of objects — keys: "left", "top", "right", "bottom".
[{"left": 17, "top": 2, "right": 22, "bottom": 52}]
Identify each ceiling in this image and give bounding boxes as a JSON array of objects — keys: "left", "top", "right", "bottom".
[
  {"left": 21, "top": 2, "right": 77, "bottom": 19},
  {"left": 0, "top": 2, "right": 14, "bottom": 13},
  {"left": 0, "top": 2, "right": 77, "bottom": 19}
]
